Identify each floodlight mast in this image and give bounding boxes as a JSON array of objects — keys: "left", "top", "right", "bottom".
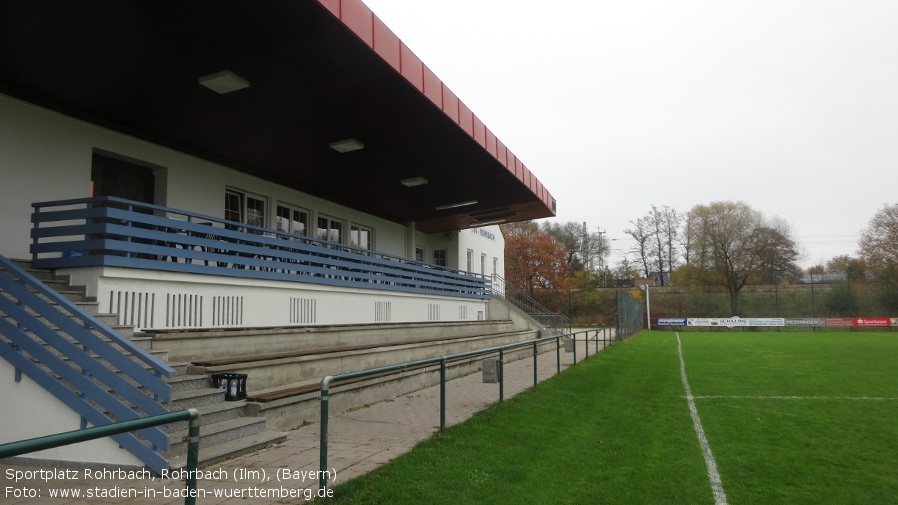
[{"left": 639, "top": 283, "right": 652, "bottom": 330}]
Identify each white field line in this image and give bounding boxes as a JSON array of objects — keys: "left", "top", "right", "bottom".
[
  {"left": 676, "top": 332, "right": 728, "bottom": 505},
  {"left": 693, "top": 395, "right": 898, "bottom": 401}
]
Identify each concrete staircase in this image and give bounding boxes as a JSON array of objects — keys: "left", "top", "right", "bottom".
[{"left": 5, "top": 260, "right": 286, "bottom": 470}]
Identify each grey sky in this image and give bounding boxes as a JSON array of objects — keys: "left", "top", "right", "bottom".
[{"left": 362, "top": 0, "right": 898, "bottom": 269}]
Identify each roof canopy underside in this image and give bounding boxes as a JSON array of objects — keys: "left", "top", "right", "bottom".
[{"left": 0, "top": 0, "right": 555, "bottom": 234}]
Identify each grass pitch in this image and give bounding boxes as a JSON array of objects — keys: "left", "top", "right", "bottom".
[{"left": 327, "top": 331, "right": 898, "bottom": 504}]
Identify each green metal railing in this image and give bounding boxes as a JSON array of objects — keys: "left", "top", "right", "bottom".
[
  {"left": 317, "top": 328, "right": 614, "bottom": 490},
  {"left": 0, "top": 409, "right": 201, "bottom": 505}
]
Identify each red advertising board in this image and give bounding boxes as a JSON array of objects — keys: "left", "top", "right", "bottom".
[
  {"left": 824, "top": 318, "right": 854, "bottom": 327},
  {"left": 855, "top": 318, "right": 891, "bottom": 327}
]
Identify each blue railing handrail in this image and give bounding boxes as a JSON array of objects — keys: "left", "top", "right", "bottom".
[
  {"left": 0, "top": 255, "right": 173, "bottom": 474},
  {"left": 30, "top": 197, "right": 490, "bottom": 299}
]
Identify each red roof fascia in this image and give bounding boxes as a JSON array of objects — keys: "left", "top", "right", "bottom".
[{"left": 317, "top": 0, "right": 552, "bottom": 209}]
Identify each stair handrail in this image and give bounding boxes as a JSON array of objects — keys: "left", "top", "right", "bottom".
[
  {"left": 0, "top": 255, "right": 174, "bottom": 473},
  {"left": 490, "top": 274, "right": 571, "bottom": 333}
]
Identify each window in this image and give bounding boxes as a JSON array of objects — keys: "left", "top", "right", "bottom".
[
  {"left": 433, "top": 249, "right": 447, "bottom": 267},
  {"left": 466, "top": 249, "right": 474, "bottom": 272},
  {"left": 276, "top": 204, "right": 310, "bottom": 237},
  {"left": 493, "top": 257, "right": 498, "bottom": 276},
  {"left": 415, "top": 246, "right": 425, "bottom": 263},
  {"left": 91, "top": 152, "right": 156, "bottom": 204},
  {"left": 225, "top": 189, "right": 267, "bottom": 232},
  {"left": 317, "top": 215, "right": 344, "bottom": 244},
  {"left": 350, "top": 224, "right": 373, "bottom": 250}
]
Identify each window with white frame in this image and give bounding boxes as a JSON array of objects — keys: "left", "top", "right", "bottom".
[
  {"left": 481, "top": 253, "right": 487, "bottom": 275},
  {"left": 225, "top": 189, "right": 267, "bottom": 232},
  {"left": 466, "top": 249, "right": 474, "bottom": 272},
  {"left": 433, "top": 249, "right": 447, "bottom": 267},
  {"left": 415, "top": 246, "right": 425, "bottom": 263},
  {"left": 276, "top": 204, "right": 310, "bottom": 237},
  {"left": 350, "top": 224, "right": 374, "bottom": 250},
  {"left": 317, "top": 215, "right": 344, "bottom": 244}
]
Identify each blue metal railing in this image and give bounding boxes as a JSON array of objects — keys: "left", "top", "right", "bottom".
[
  {"left": 0, "top": 255, "right": 174, "bottom": 474},
  {"left": 30, "top": 197, "right": 490, "bottom": 299}
]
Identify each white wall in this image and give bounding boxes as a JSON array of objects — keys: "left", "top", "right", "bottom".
[
  {"left": 66, "top": 267, "right": 490, "bottom": 331},
  {"left": 0, "top": 360, "right": 143, "bottom": 466},
  {"left": 456, "top": 225, "right": 505, "bottom": 278},
  {"left": 0, "top": 94, "right": 408, "bottom": 260}
]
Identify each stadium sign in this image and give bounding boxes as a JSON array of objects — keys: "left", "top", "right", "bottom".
[
  {"left": 785, "top": 318, "right": 824, "bottom": 326},
  {"left": 687, "top": 317, "right": 784, "bottom": 327},
  {"left": 656, "top": 318, "right": 687, "bottom": 326}
]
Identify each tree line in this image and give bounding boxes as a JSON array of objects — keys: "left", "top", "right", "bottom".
[{"left": 502, "top": 201, "right": 898, "bottom": 319}]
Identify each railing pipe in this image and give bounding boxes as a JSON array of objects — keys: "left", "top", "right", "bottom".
[{"left": 0, "top": 408, "right": 201, "bottom": 505}]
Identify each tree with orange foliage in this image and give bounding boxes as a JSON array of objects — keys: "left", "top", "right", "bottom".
[{"left": 501, "top": 222, "right": 571, "bottom": 299}]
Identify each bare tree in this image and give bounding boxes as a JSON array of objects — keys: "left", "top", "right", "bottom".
[
  {"left": 859, "top": 204, "right": 898, "bottom": 290},
  {"left": 685, "top": 201, "right": 799, "bottom": 315},
  {"left": 624, "top": 216, "right": 652, "bottom": 278}
]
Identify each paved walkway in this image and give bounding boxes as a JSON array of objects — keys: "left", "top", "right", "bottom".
[{"left": 2, "top": 335, "right": 612, "bottom": 504}]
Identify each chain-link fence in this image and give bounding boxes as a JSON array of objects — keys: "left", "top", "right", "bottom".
[
  {"left": 648, "top": 281, "right": 898, "bottom": 319},
  {"left": 555, "top": 281, "right": 898, "bottom": 325},
  {"left": 616, "top": 291, "right": 644, "bottom": 339}
]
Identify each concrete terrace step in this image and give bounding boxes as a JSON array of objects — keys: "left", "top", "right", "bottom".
[
  {"left": 147, "top": 319, "right": 520, "bottom": 363},
  {"left": 168, "top": 416, "right": 269, "bottom": 456},
  {"left": 166, "top": 400, "right": 250, "bottom": 433},
  {"left": 169, "top": 430, "right": 287, "bottom": 470},
  {"left": 191, "top": 329, "right": 537, "bottom": 391},
  {"left": 170, "top": 387, "right": 231, "bottom": 411}
]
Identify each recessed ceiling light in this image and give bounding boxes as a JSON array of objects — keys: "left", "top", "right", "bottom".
[
  {"left": 472, "top": 219, "right": 506, "bottom": 226},
  {"left": 329, "top": 138, "right": 365, "bottom": 153},
  {"left": 435, "top": 200, "right": 478, "bottom": 211},
  {"left": 198, "top": 70, "right": 250, "bottom": 94},
  {"left": 400, "top": 177, "right": 429, "bottom": 187}
]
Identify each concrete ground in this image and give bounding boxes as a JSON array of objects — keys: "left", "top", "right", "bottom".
[{"left": 1, "top": 335, "right": 612, "bottom": 504}]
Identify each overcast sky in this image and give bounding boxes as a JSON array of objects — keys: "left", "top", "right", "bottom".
[{"left": 362, "top": 0, "right": 898, "bottom": 269}]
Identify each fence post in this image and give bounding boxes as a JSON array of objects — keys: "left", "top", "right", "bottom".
[
  {"left": 555, "top": 336, "right": 560, "bottom": 373},
  {"left": 499, "top": 348, "right": 505, "bottom": 402},
  {"left": 439, "top": 357, "right": 446, "bottom": 432},
  {"left": 184, "top": 408, "right": 201, "bottom": 505},
  {"left": 532, "top": 341, "right": 538, "bottom": 386},
  {"left": 584, "top": 331, "right": 589, "bottom": 359},
  {"left": 319, "top": 376, "right": 333, "bottom": 492},
  {"left": 573, "top": 335, "right": 577, "bottom": 364}
]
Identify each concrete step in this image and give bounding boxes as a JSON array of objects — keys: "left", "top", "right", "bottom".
[
  {"left": 192, "top": 329, "right": 538, "bottom": 391},
  {"left": 170, "top": 387, "right": 230, "bottom": 411},
  {"left": 167, "top": 416, "right": 269, "bottom": 456},
  {"left": 169, "top": 430, "right": 286, "bottom": 470},
  {"left": 166, "top": 401, "right": 249, "bottom": 433},
  {"left": 167, "top": 373, "right": 209, "bottom": 394}
]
